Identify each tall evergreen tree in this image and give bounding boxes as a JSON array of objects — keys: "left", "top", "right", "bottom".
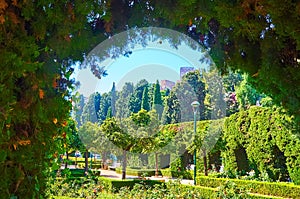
[
  {"left": 141, "top": 86, "right": 150, "bottom": 111},
  {"left": 129, "top": 79, "right": 149, "bottom": 113},
  {"left": 115, "top": 82, "right": 134, "bottom": 120},
  {"left": 111, "top": 82, "right": 117, "bottom": 116},
  {"left": 167, "top": 71, "right": 205, "bottom": 122},
  {"left": 98, "top": 92, "right": 111, "bottom": 124},
  {"left": 81, "top": 93, "right": 101, "bottom": 124},
  {"left": 152, "top": 80, "right": 163, "bottom": 118},
  {"left": 203, "top": 69, "right": 226, "bottom": 120},
  {"left": 161, "top": 91, "right": 181, "bottom": 124}
]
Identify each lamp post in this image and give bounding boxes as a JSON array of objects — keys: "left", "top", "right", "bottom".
[{"left": 191, "top": 101, "right": 200, "bottom": 185}]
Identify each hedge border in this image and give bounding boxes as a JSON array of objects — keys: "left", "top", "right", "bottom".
[{"left": 197, "top": 176, "right": 300, "bottom": 198}]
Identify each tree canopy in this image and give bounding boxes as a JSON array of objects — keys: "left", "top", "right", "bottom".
[{"left": 1, "top": 0, "right": 300, "bottom": 197}]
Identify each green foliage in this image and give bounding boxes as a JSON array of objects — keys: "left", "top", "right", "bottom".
[
  {"left": 115, "top": 167, "right": 162, "bottom": 177},
  {"left": 161, "top": 168, "right": 193, "bottom": 180},
  {"left": 111, "top": 82, "right": 117, "bottom": 117},
  {"left": 47, "top": 176, "right": 101, "bottom": 198},
  {"left": 116, "top": 181, "right": 219, "bottom": 199},
  {"left": 98, "top": 177, "right": 164, "bottom": 193},
  {"left": 217, "top": 180, "right": 250, "bottom": 199},
  {"left": 129, "top": 79, "right": 149, "bottom": 113},
  {"left": 81, "top": 93, "right": 101, "bottom": 124},
  {"left": 115, "top": 82, "right": 134, "bottom": 120},
  {"left": 101, "top": 117, "right": 133, "bottom": 151},
  {"left": 203, "top": 69, "right": 226, "bottom": 120},
  {"left": 223, "top": 106, "right": 300, "bottom": 183},
  {"left": 152, "top": 80, "right": 163, "bottom": 117},
  {"left": 235, "top": 74, "right": 262, "bottom": 110},
  {"left": 101, "top": 0, "right": 300, "bottom": 118},
  {"left": 106, "top": 107, "right": 112, "bottom": 119},
  {"left": 172, "top": 70, "right": 206, "bottom": 122},
  {"left": 64, "top": 119, "right": 85, "bottom": 153},
  {"left": 197, "top": 176, "right": 300, "bottom": 198},
  {"left": 141, "top": 86, "right": 150, "bottom": 111},
  {"left": 130, "top": 109, "right": 151, "bottom": 127},
  {"left": 3, "top": 1, "right": 300, "bottom": 197},
  {"left": 73, "top": 94, "right": 85, "bottom": 127},
  {"left": 162, "top": 91, "right": 181, "bottom": 124},
  {"left": 98, "top": 92, "right": 111, "bottom": 124}
]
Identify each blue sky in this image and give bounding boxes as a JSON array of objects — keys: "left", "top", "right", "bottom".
[{"left": 74, "top": 40, "right": 209, "bottom": 97}]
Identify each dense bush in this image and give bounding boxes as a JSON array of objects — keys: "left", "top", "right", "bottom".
[
  {"left": 223, "top": 106, "right": 300, "bottom": 183},
  {"left": 197, "top": 176, "right": 300, "bottom": 198}
]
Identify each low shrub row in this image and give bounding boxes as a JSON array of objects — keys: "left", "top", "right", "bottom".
[
  {"left": 115, "top": 167, "right": 162, "bottom": 177},
  {"left": 77, "top": 163, "right": 102, "bottom": 169},
  {"left": 197, "top": 176, "right": 300, "bottom": 198},
  {"left": 114, "top": 167, "right": 193, "bottom": 179},
  {"left": 56, "top": 168, "right": 101, "bottom": 178},
  {"left": 49, "top": 175, "right": 290, "bottom": 199},
  {"left": 100, "top": 179, "right": 283, "bottom": 199},
  {"left": 98, "top": 177, "right": 164, "bottom": 193},
  {"left": 161, "top": 168, "right": 193, "bottom": 179}
]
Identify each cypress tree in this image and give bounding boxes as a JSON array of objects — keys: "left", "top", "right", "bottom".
[
  {"left": 141, "top": 86, "right": 150, "bottom": 111},
  {"left": 153, "top": 80, "right": 163, "bottom": 106},
  {"left": 153, "top": 80, "right": 163, "bottom": 117},
  {"left": 111, "top": 82, "right": 116, "bottom": 116}
]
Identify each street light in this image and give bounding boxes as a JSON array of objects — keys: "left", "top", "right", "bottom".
[{"left": 191, "top": 100, "right": 200, "bottom": 185}]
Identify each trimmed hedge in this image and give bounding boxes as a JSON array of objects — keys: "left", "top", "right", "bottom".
[
  {"left": 98, "top": 177, "right": 164, "bottom": 193},
  {"left": 161, "top": 168, "right": 193, "bottom": 179},
  {"left": 116, "top": 168, "right": 193, "bottom": 179},
  {"left": 115, "top": 167, "right": 162, "bottom": 177},
  {"left": 197, "top": 176, "right": 300, "bottom": 198},
  {"left": 182, "top": 185, "right": 285, "bottom": 199}
]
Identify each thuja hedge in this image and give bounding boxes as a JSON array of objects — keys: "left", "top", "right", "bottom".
[
  {"left": 223, "top": 106, "right": 300, "bottom": 184},
  {"left": 196, "top": 176, "right": 300, "bottom": 198}
]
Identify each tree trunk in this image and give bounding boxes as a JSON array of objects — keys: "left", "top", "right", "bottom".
[
  {"left": 155, "top": 152, "right": 159, "bottom": 177},
  {"left": 203, "top": 149, "right": 208, "bottom": 176},
  {"left": 65, "top": 151, "right": 68, "bottom": 169},
  {"left": 102, "top": 151, "right": 107, "bottom": 169},
  {"left": 122, "top": 150, "right": 127, "bottom": 180},
  {"left": 85, "top": 149, "right": 89, "bottom": 175}
]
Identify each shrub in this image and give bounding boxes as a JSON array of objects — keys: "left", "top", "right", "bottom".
[
  {"left": 98, "top": 177, "right": 164, "bottom": 193},
  {"left": 161, "top": 168, "right": 192, "bottom": 179},
  {"left": 217, "top": 180, "right": 250, "bottom": 198},
  {"left": 115, "top": 167, "right": 162, "bottom": 177},
  {"left": 197, "top": 176, "right": 300, "bottom": 198}
]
